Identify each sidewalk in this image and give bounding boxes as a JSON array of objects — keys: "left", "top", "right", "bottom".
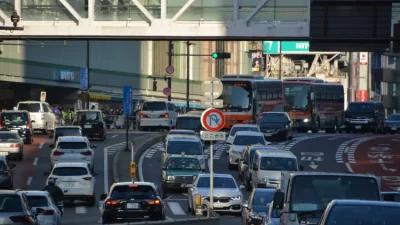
[{"left": 112, "top": 133, "right": 165, "bottom": 183}]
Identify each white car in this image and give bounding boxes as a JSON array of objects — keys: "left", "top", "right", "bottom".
[
  {"left": 25, "top": 191, "right": 63, "bottom": 225},
  {"left": 16, "top": 101, "right": 56, "bottom": 134},
  {"left": 228, "top": 131, "right": 269, "bottom": 170},
  {"left": 226, "top": 124, "right": 260, "bottom": 145},
  {"left": 139, "top": 100, "right": 178, "bottom": 131},
  {"left": 45, "top": 162, "right": 97, "bottom": 206},
  {"left": 49, "top": 136, "right": 96, "bottom": 171}
]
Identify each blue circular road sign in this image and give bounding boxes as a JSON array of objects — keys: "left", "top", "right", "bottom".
[
  {"left": 166, "top": 66, "right": 175, "bottom": 75},
  {"left": 163, "top": 87, "right": 171, "bottom": 96}
]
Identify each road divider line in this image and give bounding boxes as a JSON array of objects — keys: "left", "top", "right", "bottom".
[
  {"left": 75, "top": 206, "right": 87, "bottom": 214},
  {"left": 138, "top": 145, "right": 153, "bottom": 181},
  {"left": 111, "top": 135, "right": 118, "bottom": 138},
  {"left": 345, "top": 163, "right": 354, "bottom": 173},
  {"left": 26, "top": 177, "right": 32, "bottom": 186},
  {"left": 104, "top": 147, "right": 109, "bottom": 194},
  {"left": 167, "top": 202, "right": 186, "bottom": 215},
  {"left": 39, "top": 142, "right": 44, "bottom": 149},
  {"left": 33, "top": 157, "right": 38, "bottom": 166}
]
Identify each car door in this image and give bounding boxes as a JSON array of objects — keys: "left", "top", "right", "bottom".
[
  {"left": 250, "top": 154, "right": 259, "bottom": 187},
  {"left": 168, "top": 103, "right": 178, "bottom": 126}
]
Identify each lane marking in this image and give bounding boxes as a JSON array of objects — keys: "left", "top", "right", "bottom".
[
  {"left": 344, "top": 147, "right": 349, "bottom": 153},
  {"left": 104, "top": 146, "right": 109, "bottom": 194},
  {"left": 26, "top": 177, "right": 32, "bottom": 186},
  {"left": 345, "top": 163, "right": 354, "bottom": 173},
  {"left": 111, "top": 135, "right": 118, "bottom": 138},
  {"left": 167, "top": 202, "right": 186, "bottom": 215},
  {"left": 139, "top": 145, "right": 154, "bottom": 181},
  {"left": 39, "top": 142, "right": 44, "bottom": 149},
  {"left": 33, "top": 157, "right": 38, "bottom": 166},
  {"left": 75, "top": 206, "right": 87, "bottom": 214}
]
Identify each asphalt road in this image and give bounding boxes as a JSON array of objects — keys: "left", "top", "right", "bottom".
[
  {"left": 138, "top": 131, "right": 400, "bottom": 225},
  {"left": 19, "top": 130, "right": 145, "bottom": 225}
]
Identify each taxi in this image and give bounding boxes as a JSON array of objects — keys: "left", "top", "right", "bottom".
[{"left": 161, "top": 154, "right": 204, "bottom": 192}]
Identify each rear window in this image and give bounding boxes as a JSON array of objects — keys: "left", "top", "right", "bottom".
[
  {"left": 233, "top": 135, "right": 265, "bottom": 145},
  {"left": 347, "top": 103, "right": 374, "bottom": 112},
  {"left": 18, "top": 103, "right": 41, "bottom": 113},
  {"left": 110, "top": 185, "right": 156, "bottom": 199},
  {"left": 76, "top": 112, "right": 101, "bottom": 122},
  {"left": 0, "top": 113, "right": 29, "bottom": 126},
  {"left": 0, "top": 195, "right": 23, "bottom": 212},
  {"left": 57, "top": 142, "right": 87, "bottom": 150},
  {"left": 230, "top": 126, "right": 259, "bottom": 136},
  {"left": 142, "top": 102, "right": 166, "bottom": 111},
  {"left": 0, "top": 133, "right": 20, "bottom": 142},
  {"left": 169, "top": 130, "right": 196, "bottom": 135},
  {"left": 55, "top": 128, "right": 81, "bottom": 137},
  {"left": 52, "top": 167, "right": 88, "bottom": 176},
  {"left": 167, "top": 140, "right": 202, "bottom": 155},
  {"left": 176, "top": 117, "right": 202, "bottom": 130},
  {"left": 27, "top": 196, "right": 49, "bottom": 207}
]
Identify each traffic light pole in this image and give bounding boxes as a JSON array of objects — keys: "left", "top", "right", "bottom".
[{"left": 167, "top": 41, "right": 173, "bottom": 102}]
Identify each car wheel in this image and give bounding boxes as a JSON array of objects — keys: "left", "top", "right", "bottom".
[{"left": 102, "top": 215, "right": 114, "bottom": 224}]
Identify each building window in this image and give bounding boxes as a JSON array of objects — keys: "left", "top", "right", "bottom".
[
  {"left": 393, "top": 83, "right": 397, "bottom": 97},
  {"left": 388, "top": 82, "right": 394, "bottom": 96},
  {"left": 381, "top": 82, "right": 388, "bottom": 96}
]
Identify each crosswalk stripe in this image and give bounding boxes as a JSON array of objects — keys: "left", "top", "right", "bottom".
[{"left": 167, "top": 202, "right": 186, "bottom": 215}]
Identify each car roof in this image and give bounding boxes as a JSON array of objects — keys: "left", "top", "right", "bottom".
[
  {"left": 232, "top": 124, "right": 259, "bottom": 128},
  {"left": 169, "top": 129, "right": 196, "bottom": 134},
  {"left": 256, "top": 150, "right": 296, "bottom": 158},
  {"left": 235, "top": 131, "right": 263, "bottom": 136},
  {"left": 24, "top": 191, "right": 50, "bottom": 197},
  {"left": 249, "top": 145, "right": 281, "bottom": 151},
  {"left": 167, "top": 135, "right": 201, "bottom": 142},
  {"left": 330, "top": 199, "right": 400, "bottom": 207},
  {"left": 0, "top": 190, "right": 21, "bottom": 195},
  {"left": 1, "top": 110, "right": 29, "bottom": 114},
  {"left": 198, "top": 173, "right": 234, "bottom": 178},
  {"left": 55, "top": 126, "right": 81, "bottom": 129},
  {"left": 54, "top": 162, "right": 89, "bottom": 168},
  {"left": 57, "top": 136, "right": 88, "bottom": 142},
  {"left": 112, "top": 182, "right": 156, "bottom": 189}
]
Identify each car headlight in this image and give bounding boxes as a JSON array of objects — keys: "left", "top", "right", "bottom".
[
  {"left": 167, "top": 176, "right": 175, "bottom": 181},
  {"left": 231, "top": 195, "right": 242, "bottom": 201},
  {"left": 303, "top": 118, "right": 309, "bottom": 123}
]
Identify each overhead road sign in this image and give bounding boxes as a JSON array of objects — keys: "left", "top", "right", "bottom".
[
  {"left": 123, "top": 85, "right": 133, "bottom": 116},
  {"left": 201, "top": 77, "right": 223, "bottom": 100},
  {"left": 201, "top": 108, "right": 225, "bottom": 132},
  {"left": 163, "top": 87, "right": 171, "bottom": 96},
  {"left": 80, "top": 67, "right": 88, "bottom": 90},
  {"left": 166, "top": 65, "right": 174, "bottom": 75},
  {"left": 200, "top": 131, "right": 226, "bottom": 141},
  {"left": 201, "top": 99, "right": 223, "bottom": 108},
  {"left": 262, "top": 41, "right": 340, "bottom": 55}
]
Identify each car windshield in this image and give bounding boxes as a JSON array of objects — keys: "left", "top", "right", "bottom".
[
  {"left": 290, "top": 176, "right": 380, "bottom": 212},
  {"left": 142, "top": 102, "right": 166, "bottom": 111},
  {"left": 55, "top": 128, "right": 81, "bottom": 138},
  {"left": 110, "top": 185, "right": 155, "bottom": 199},
  {"left": 219, "top": 81, "right": 252, "bottom": 112},
  {"left": 18, "top": 103, "right": 41, "bottom": 113},
  {"left": 197, "top": 177, "right": 237, "bottom": 188},
  {"left": 233, "top": 135, "right": 265, "bottom": 145},
  {"left": 77, "top": 112, "right": 101, "bottom": 122},
  {"left": 169, "top": 130, "right": 196, "bottom": 136},
  {"left": 0, "top": 113, "right": 28, "bottom": 126},
  {"left": 166, "top": 158, "right": 201, "bottom": 170},
  {"left": 167, "top": 141, "right": 202, "bottom": 155},
  {"left": 0, "top": 133, "right": 20, "bottom": 142},
  {"left": 388, "top": 114, "right": 400, "bottom": 121},
  {"left": 326, "top": 205, "right": 400, "bottom": 225},
  {"left": 176, "top": 118, "right": 202, "bottom": 130},
  {"left": 52, "top": 167, "right": 88, "bottom": 176},
  {"left": 27, "top": 196, "right": 49, "bottom": 207},
  {"left": 252, "top": 191, "right": 275, "bottom": 209},
  {"left": 258, "top": 114, "right": 288, "bottom": 123},
  {"left": 260, "top": 157, "right": 298, "bottom": 171},
  {"left": 230, "top": 126, "right": 259, "bottom": 136},
  {"left": 57, "top": 142, "right": 87, "bottom": 149},
  {"left": 347, "top": 104, "right": 374, "bottom": 112},
  {"left": 284, "top": 84, "right": 310, "bottom": 112},
  {"left": 0, "top": 195, "right": 23, "bottom": 212}
]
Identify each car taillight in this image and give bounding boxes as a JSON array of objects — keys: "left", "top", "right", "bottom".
[
  {"left": 159, "top": 113, "right": 169, "bottom": 118},
  {"left": 105, "top": 200, "right": 118, "bottom": 206},
  {"left": 10, "top": 143, "right": 20, "bottom": 148},
  {"left": 2, "top": 170, "right": 9, "bottom": 176},
  {"left": 80, "top": 150, "right": 92, "bottom": 156},
  {"left": 82, "top": 177, "right": 92, "bottom": 181},
  {"left": 53, "top": 150, "right": 64, "bottom": 156},
  {"left": 140, "top": 113, "right": 149, "bottom": 118},
  {"left": 9, "top": 216, "right": 30, "bottom": 223},
  {"left": 148, "top": 199, "right": 161, "bottom": 205},
  {"left": 43, "top": 210, "right": 55, "bottom": 215}
]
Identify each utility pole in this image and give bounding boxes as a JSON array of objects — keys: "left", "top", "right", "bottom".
[
  {"left": 186, "top": 41, "right": 192, "bottom": 112},
  {"left": 86, "top": 40, "right": 90, "bottom": 109},
  {"left": 279, "top": 42, "right": 283, "bottom": 80},
  {"left": 167, "top": 41, "right": 173, "bottom": 101}
]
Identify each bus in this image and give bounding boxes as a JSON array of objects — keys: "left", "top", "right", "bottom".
[
  {"left": 283, "top": 78, "right": 345, "bottom": 133},
  {"left": 218, "top": 75, "right": 284, "bottom": 130}
]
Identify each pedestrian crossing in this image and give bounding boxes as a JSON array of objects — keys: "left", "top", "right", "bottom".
[{"left": 106, "top": 142, "right": 126, "bottom": 155}]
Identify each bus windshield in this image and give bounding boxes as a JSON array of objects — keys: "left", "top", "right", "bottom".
[
  {"left": 219, "top": 81, "right": 252, "bottom": 112},
  {"left": 284, "top": 84, "right": 311, "bottom": 112}
]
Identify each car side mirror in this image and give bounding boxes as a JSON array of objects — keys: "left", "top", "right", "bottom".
[
  {"left": 35, "top": 208, "right": 45, "bottom": 216},
  {"left": 13, "top": 107, "right": 17, "bottom": 110},
  {"left": 162, "top": 193, "right": 169, "bottom": 199},
  {"left": 241, "top": 201, "right": 249, "bottom": 209},
  {"left": 44, "top": 172, "right": 50, "bottom": 176},
  {"left": 100, "top": 194, "right": 108, "bottom": 201},
  {"left": 49, "top": 144, "right": 55, "bottom": 148},
  {"left": 91, "top": 144, "right": 97, "bottom": 148},
  {"left": 10, "top": 164, "right": 16, "bottom": 169},
  {"left": 239, "top": 185, "right": 245, "bottom": 190},
  {"left": 272, "top": 191, "right": 285, "bottom": 210},
  {"left": 299, "top": 165, "right": 304, "bottom": 171},
  {"left": 31, "top": 120, "right": 35, "bottom": 123}
]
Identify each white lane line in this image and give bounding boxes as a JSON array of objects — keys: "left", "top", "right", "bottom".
[
  {"left": 104, "top": 146, "right": 109, "bottom": 194},
  {"left": 111, "top": 135, "right": 118, "bottom": 138},
  {"left": 98, "top": 218, "right": 102, "bottom": 224},
  {"left": 33, "top": 157, "right": 38, "bottom": 166},
  {"left": 345, "top": 163, "right": 354, "bottom": 173},
  {"left": 167, "top": 202, "right": 186, "bottom": 215},
  {"left": 39, "top": 142, "right": 44, "bottom": 149},
  {"left": 344, "top": 147, "right": 349, "bottom": 153},
  {"left": 26, "top": 177, "right": 32, "bottom": 186},
  {"left": 75, "top": 206, "right": 87, "bottom": 214},
  {"left": 139, "top": 146, "right": 154, "bottom": 181},
  {"left": 145, "top": 155, "right": 153, "bottom": 158}
]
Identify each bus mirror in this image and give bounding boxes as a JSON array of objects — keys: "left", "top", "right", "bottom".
[{"left": 310, "top": 92, "right": 315, "bottom": 101}]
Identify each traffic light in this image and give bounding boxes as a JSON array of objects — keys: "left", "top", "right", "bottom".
[
  {"left": 152, "top": 78, "right": 157, "bottom": 91},
  {"left": 211, "top": 52, "right": 231, "bottom": 59}
]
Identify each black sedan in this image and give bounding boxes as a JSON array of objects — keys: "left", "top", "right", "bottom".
[
  {"left": 242, "top": 188, "right": 276, "bottom": 225},
  {"left": 257, "top": 112, "right": 293, "bottom": 141},
  {"left": 384, "top": 113, "right": 400, "bottom": 134}
]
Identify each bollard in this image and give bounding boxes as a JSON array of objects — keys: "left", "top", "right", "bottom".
[
  {"left": 130, "top": 162, "right": 136, "bottom": 180},
  {"left": 194, "top": 195, "right": 204, "bottom": 216}
]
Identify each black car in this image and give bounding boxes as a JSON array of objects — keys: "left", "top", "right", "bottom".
[
  {"left": 0, "top": 110, "right": 34, "bottom": 144},
  {"left": 344, "top": 101, "right": 385, "bottom": 133},
  {"left": 0, "top": 155, "right": 16, "bottom": 189},
  {"left": 257, "top": 112, "right": 293, "bottom": 141},
  {"left": 73, "top": 110, "right": 106, "bottom": 141},
  {"left": 384, "top": 113, "right": 400, "bottom": 134},
  {"left": 101, "top": 182, "right": 167, "bottom": 223},
  {"left": 242, "top": 188, "right": 276, "bottom": 225}
]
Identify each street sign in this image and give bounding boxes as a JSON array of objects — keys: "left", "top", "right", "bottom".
[
  {"left": 201, "top": 99, "right": 223, "bottom": 108},
  {"left": 263, "top": 41, "right": 280, "bottom": 54},
  {"left": 201, "top": 108, "right": 225, "bottom": 132},
  {"left": 166, "top": 65, "right": 175, "bottom": 75},
  {"left": 163, "top": 87, "right": 171, "bottom": 96},
  {"left": 262, "top": 41, "right": 310, "bottom": 54},
  {"left": 123, "top": 86, "right": 133, "bottom": 116},
  {"left": 80, "top": 67, "right": 88, "bottom": 90},
  {"left": 200, "top": 131, "right": 226, "bottom": 141},
  {"left": 201, "top": 77, "right": 223, "bottom": 100}
]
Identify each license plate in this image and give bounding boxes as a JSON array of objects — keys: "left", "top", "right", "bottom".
[
  {"left": 84, "top": 125, "right": 92, "bottom": 128},
  {"left": 127, "top": 203, "right": 139, "bottom": 209},
  {"left": 355, "top": 126, "right": 362, "bottom": 129},
  {"left": 0, "top": 152, "right": 9, "bottom": 156},
  {"left": 392, "top": 127, "right": 397, "bottom": 131},
  {"left": 63, "top": 182, "right": 75, "bottom": 187},
  {"left": 264, "top": 133, "right": 272, "bottom": 136},
  {"left": 213, "top": 202, "right": 224, "bottom": 208}
]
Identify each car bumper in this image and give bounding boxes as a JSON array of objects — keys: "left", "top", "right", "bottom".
[
  {"left": 51, "top": 159, "right": 93, "bottom": 168},
  {"left": 140, "top": 118, "right": 172, "bottom": 128},
  {"left": 229, "top": 152, "right": 241, "bottom": 165},
  {"left": 385, "top": 127, "right": 400, "bottom": 133},
  {"left": 103, "top": 208, "right": 162, "bottom": 220},
  {"left": 33, "top": 120, "right": 47, "bottom": 130},
  {"left": 263, "top": 129, "right": 288, "bottom": 140},
  {"left": 63, "top": 194, "right": 95, "bottom": 201},
  {"left": 345, "top": 122, "right": 374, "bottom": 131},
  {"left": 202, "top": 199, "right": 242, "bottom": 213},
  {"left": 0, "top": 147, "right": 20, "bottom": 155}
]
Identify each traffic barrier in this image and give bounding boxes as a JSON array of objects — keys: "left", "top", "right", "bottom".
[{"left": 195, "top": 195, "right": 205, "bottom": 216}]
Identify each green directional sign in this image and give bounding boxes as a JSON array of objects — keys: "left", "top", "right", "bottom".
[
  {"left": 262, "top": 41, "right": 280, "bottom": 54},
  {"left": 262, "top": 41, "right": 310, "bottom": 54}
]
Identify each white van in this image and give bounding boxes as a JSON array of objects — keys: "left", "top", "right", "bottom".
[
  {"left": 250, "top": 150, "right": 302, "bottom": 189},
  {"left": 16, "top": 101, "right": 56, "bottom": 134},
  {"left": 139, "top": 100, "right": 178, "bottom": 131}
]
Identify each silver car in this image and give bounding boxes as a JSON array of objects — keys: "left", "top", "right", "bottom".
[
  {"left": 25, "top": 191, "right": 63, "bottom": 225},
  {"left": 187, "top": 173, "right": 245, "bottom": 214},
  {"left": 0, "top": 131, "right": 24, "bottom": 161}
]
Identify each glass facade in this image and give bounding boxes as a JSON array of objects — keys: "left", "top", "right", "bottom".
[{"left": 95, "top": 0, "right": 161, "bottom": 21}]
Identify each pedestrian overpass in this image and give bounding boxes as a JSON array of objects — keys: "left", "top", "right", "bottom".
[{"left": 0, "top": 0, "right": 309, "bottom": 39}]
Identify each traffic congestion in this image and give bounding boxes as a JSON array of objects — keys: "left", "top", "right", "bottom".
[{"left": 0, "top": 76, "right": 399, "bottom": 225}]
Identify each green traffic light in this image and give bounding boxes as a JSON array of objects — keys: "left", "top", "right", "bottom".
[{"left": 212, "top": 52, "right": 218, "bottom": 59}]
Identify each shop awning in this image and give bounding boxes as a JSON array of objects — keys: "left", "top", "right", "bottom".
[{"left": 90, "top": 93, "right": 111, "bottom": 101}]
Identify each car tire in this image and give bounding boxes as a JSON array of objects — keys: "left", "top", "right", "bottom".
[
  {"left": 102, "top": 215, "right": 113, "bottom": 224},
  {"left": 17, "top": 152, "right": 23, "bottom": 161},
  {"left": 87, "top": 195, "right": 96, "bottom": 207}
]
